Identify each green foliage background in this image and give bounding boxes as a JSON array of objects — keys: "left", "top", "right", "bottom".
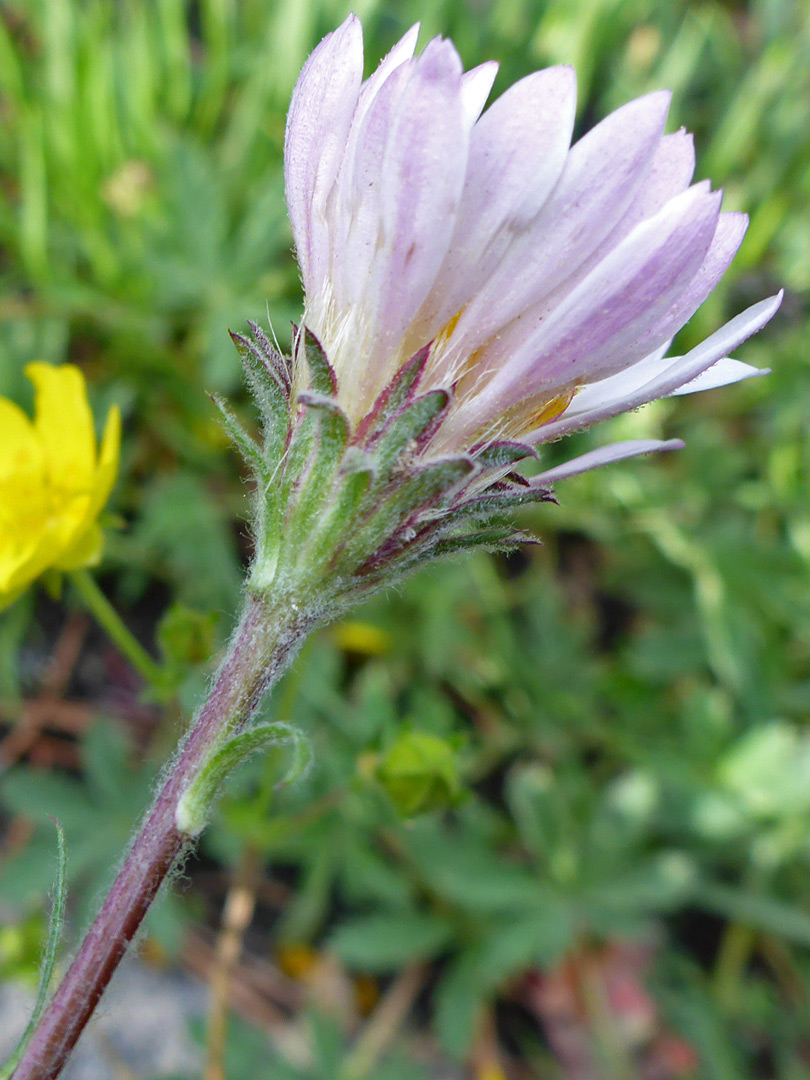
[{"left": 0, "top": 0, "right": 808, "bottom": 1076}]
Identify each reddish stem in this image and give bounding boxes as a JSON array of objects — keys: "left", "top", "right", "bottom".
[{"left": 12, "top": 595, "right": 309, "bottom": 1080}]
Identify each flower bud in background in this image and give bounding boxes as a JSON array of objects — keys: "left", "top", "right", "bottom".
[
  {"left": 0, "top": 363, "right": 120, "bottom": 610},
  {"left": 373, "top": 731, "right": 464, "bottom": 817},
  {"left": 224, "top": 15, "right": 780, "bottom": 614}
]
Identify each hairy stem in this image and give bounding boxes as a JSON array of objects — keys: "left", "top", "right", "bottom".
[{"left": 11, "top": 594, "right": 311, "bottom": 1080}]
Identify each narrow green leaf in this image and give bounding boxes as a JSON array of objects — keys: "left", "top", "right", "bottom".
[
  {"left": 330, "top": 911, "right": 455, "bottom": 971},
  {"left": 344, "top": 457, "right": 474, "bottom": 570},
  {"left": 0, "top": 820, "right": 67, "bottom": 1080},
  {"left": 445, "top": 484, "right": 555, "bottom": 521},
  {"left": 698, "top": 883, "right": 810, "bottom": 947},
  {"left": 301, "top": 327, "right": 337, "bottom": 396},
  {"left": 473, "top": 440, "right": 538, "bottom": 470},
  {"left": 472, "top": 905, "right": 575, "bottom": 990},
  {"left": 432, "top": 527, "right": 538, "bottom": 557},
  {"left": 435, "top": 951, "right": 485, "bottom": 1059},
  {"left": 211, "top": 394, "right": 268, "bottom": 482},
  {"left": 176, "top": 722, "right": 309, "bottom": 837},
  {"left": 389, "top": 457, "right": 475, "bottom": 513},
  {"left": 297, "top": 392, "right": 349, "bottom": 466},
  {"left": 246, "top": 320, "right": 291, "bottom": 392},
  {"left": 282, "top": 404, "right": 317, "bottom": 491},
  {"left": 370, "top": 390, "right": 450, "bottom": 480},
  {"left": 229, "top": 330, "right": 290, "bottom": 464},
  {"left": 281, "top": 395, "right": 352, "bottom": 565},
  {"left": 304, "top": 463, "right": 374, "bottom": 572}
]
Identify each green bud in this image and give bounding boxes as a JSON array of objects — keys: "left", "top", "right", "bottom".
[{"left": 375, "top": 731, "right": 464, "bottom": 817}]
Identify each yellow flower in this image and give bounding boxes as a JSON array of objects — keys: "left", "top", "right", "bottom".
[{"left": 0, "top": 362, "right": 120, "bottom": 610}]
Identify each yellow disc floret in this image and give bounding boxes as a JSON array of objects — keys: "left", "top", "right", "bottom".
[{"left": 0, "top": 363, "right": 120, "bottom": 610}]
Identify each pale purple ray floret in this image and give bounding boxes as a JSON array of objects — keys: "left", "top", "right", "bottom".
[{"left": 284, "top": 14, "right": 781, "bottom": 484}]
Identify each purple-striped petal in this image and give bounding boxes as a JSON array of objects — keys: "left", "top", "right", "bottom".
[
  {"left": 529, "top": 293, "right": 783, "bottom": 443},
  {"left": 367, "top": 41, "right": 468, "bottom": 372},
  {"left": 533, "top": 439, "right": 684, "bottom": 483},
  {"left": 326, "top": 28, "right": 422, "bottom": 316},
  {"left": 461, "top": 183, "right": 722, "bottom": 432},
  {"left": 340, "top": 22, "right": 421, "bottom": 178},
  {"left": 413, "top": 66, "right": 576, "bottom": 349},
  {"left": 668, "top": 357, "right": 768, "bottom": 395},
  {"left": 460, "top": 61, "right": 499, "bottom": 127},
  {"left": 639, "top": 211, "right": 748, "bottom": 345},
  {"left": 322, "top": 39, "right": 468, "bottom": 410},
  {"left": 607, "top": 128, "right": 696, "bottom": 236},
  {"left": 336, "top": 62, "right": 413, "bottom": 314},
  {"left": 450, "top": 91, "right": 672, "bottom": 356},
  {"left": 525, "top": 127, "right": 696, "bottom": 312},
  {"left": 284, "top": 15, "right": 364, "bottom": 297}
]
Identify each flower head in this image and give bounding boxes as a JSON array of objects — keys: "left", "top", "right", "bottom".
[
  {"left": 228, "top": 17, "right": 780, "bottom": 608},
  {"left": 0, "top": 363, "right": 120, "bottom": 609},
  {"left": 286, "top": 15, "right": 780, "bottom": 460}
]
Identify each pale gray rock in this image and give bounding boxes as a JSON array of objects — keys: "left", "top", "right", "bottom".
[{"left": 0, "top": 961, "right": 207, "bottom": 1079}]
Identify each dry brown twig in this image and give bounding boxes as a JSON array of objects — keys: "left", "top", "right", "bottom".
[
  {"left": 341, "top": 963, "right": 427, "bottom": 1080},
  {"left": 203, "top": 847, "right": 262, "bottom": 1080},
  {"left": 0, "top": 613, "right": 89, "bottom": 770}
]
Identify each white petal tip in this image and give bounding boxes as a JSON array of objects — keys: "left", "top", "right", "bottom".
[
  {"left": 669, "top": 358, "right": 770, "bottom": 397},
  {"left": 395, "top": 22, "right": 421, "bottom": 52},
  {"left": 741, "top": 290, "right": 784, "bottom": 333},
  {"left": 645, "top": 88, "right": 673, "bottom": 116},
  {"left": 419, "top": 36, "right": 464, "bottom": 79},
  {"left": 759, "top": 290, "right": 785, "bottom": 319},
  {"left": 535, "top": 438, "right": 684, "bottom": 485},
  {"left": 336, "top": 13, "right": 363, "bottom": 39}
]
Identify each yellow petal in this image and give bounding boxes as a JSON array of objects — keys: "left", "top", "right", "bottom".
[
  {"left": 0, "top": 521, "right": 66, "bottom": 595},
  {"left": 0, "top": 397, "right": 49, "bottom": 591},
  {"left": 26, "top": 362, "right": 97, "bottom": 495},
  {"left": 55, "top": 521, "right": 104, "bottom": 571},
  {"left": 54, "top": 405, "right": 120, "bottom": 572},
  {"left": 88, "top": 403, "right": 121, "bottom": 520},
  {"left": 0, "top": 371, "right": 120, "bottom": 601},
  {"left": 0, "top": 397, "right": 45, "bottom": 486}
]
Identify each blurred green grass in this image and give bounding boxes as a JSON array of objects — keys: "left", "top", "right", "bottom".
[{"left": 0, "top": 0, "right": 808, "bottom": 1077}]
